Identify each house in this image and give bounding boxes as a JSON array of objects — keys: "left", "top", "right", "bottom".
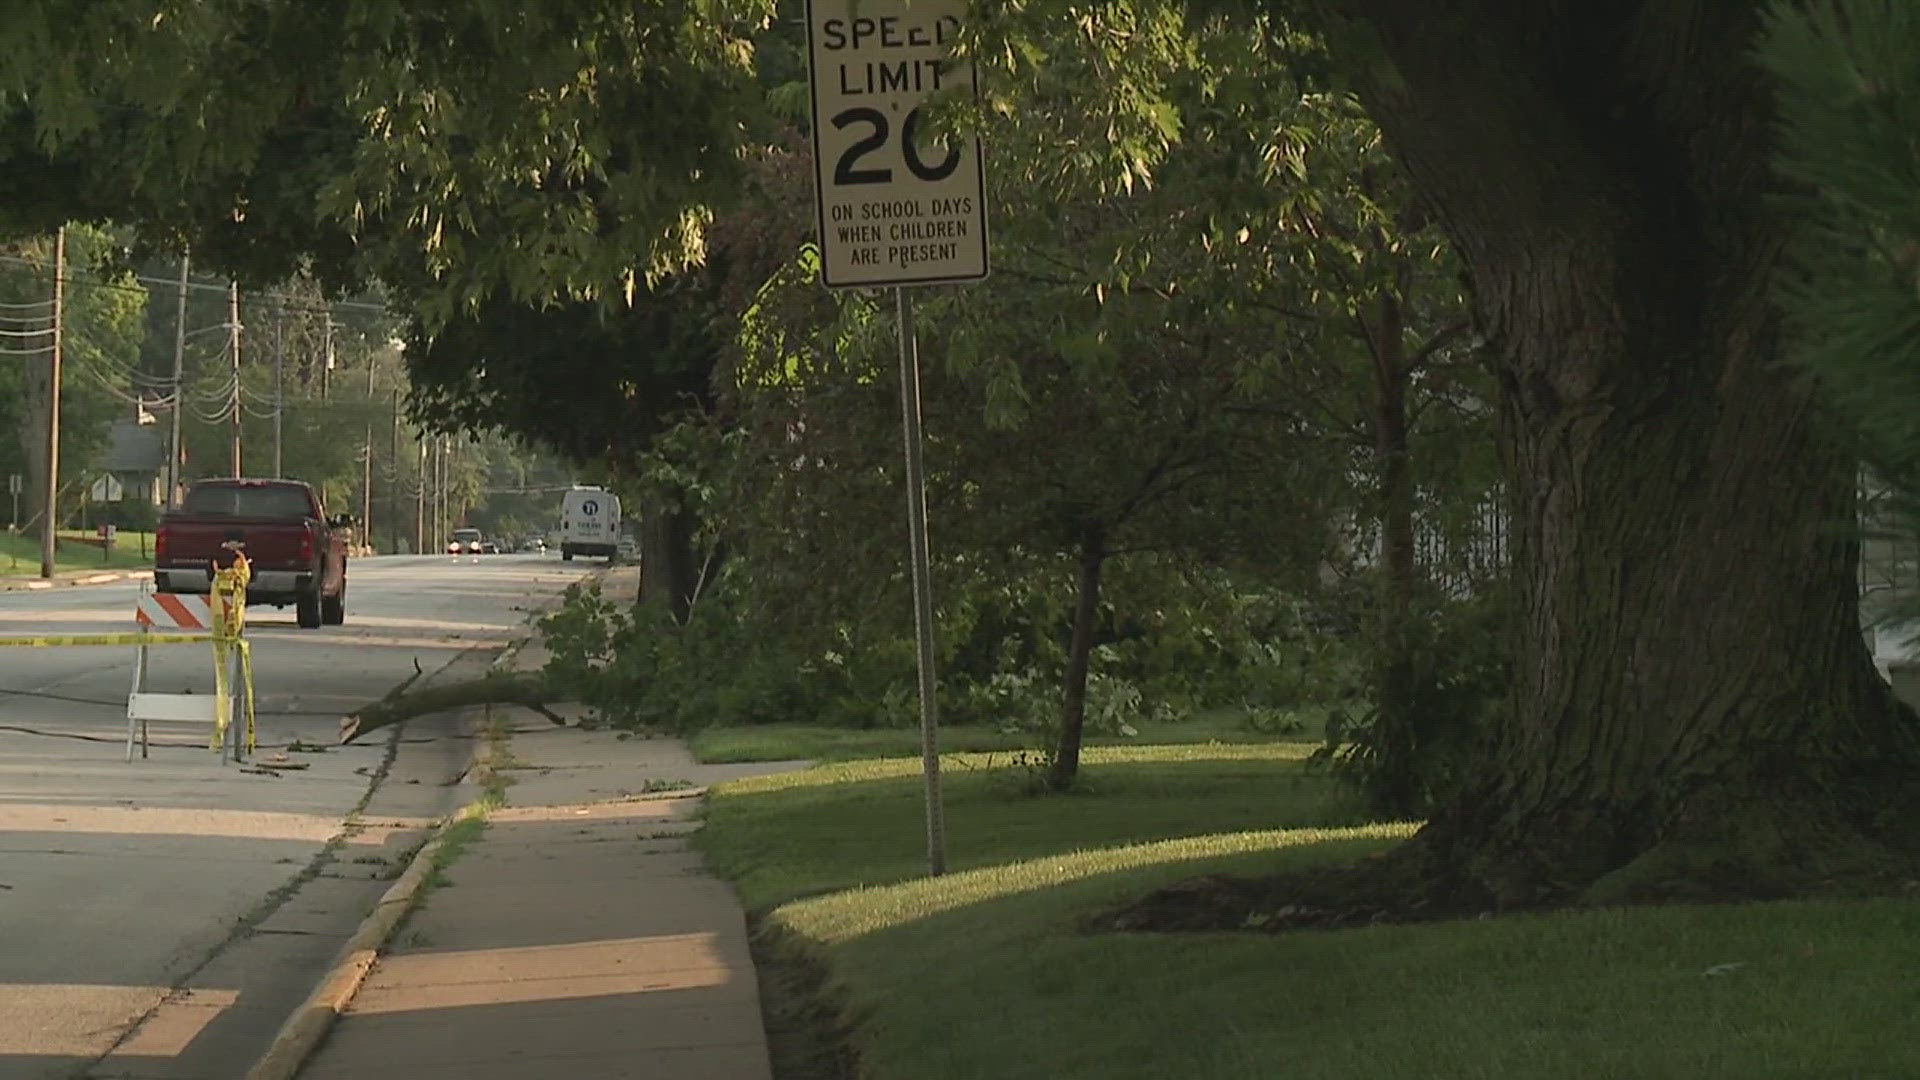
[{"left": 96, "top": 419, "right": 168, "bottom": 506}]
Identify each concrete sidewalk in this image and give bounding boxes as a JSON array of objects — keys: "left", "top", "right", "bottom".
[
  {"left": 294, "top": 706, "right": 807, "bottom": 1078},
  {"left": 0, "top": 567, "right": 152, "bottom": 590}
]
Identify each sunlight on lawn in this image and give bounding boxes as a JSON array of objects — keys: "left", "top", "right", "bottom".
[
  {"left": 777, "top": 824, "right": 1416, "bottom": 945},
  {"left": 719, "top": 741, "right": 1322, "bottom": 796}
]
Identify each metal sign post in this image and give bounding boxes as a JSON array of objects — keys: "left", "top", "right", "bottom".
[
  {"left": 893, "top": 285, "right": 946, "bottom": 875},
  {"left": 808, "top": 0, "right": 990, "bottom": 876}
]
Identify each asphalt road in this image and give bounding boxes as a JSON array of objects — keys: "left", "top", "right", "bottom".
[{"left": 0, "top": 553, "right": 597, "bottom": 1079}]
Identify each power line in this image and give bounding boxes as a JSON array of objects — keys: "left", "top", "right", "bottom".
[
  {"left": 79, "top": 366, "right": 178, "bottom": 408},
  {"left": 0, "top": 254, "right": 395, "bottom": 316}
]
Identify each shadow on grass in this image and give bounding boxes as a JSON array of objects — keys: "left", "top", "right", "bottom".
[
  {"left": 754, "top": 828, "right": 1920, "bottom": 1080},
  {"left": 751, "top": 828, "right": 1404, "bottom": 1080},
  {"left": 697, "top": 747, "right": 1370, "bottom": 910},
  {"left": 690, "top": 713, "right": 1326, "bottom": 765}
]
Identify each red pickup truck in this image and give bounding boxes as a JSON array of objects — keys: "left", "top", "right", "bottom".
[{"left": 155, "top": 479, "right": 351, "bottom": 629}]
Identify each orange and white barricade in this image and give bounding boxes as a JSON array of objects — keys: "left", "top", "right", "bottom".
[
  {"left": 126, "top": 559, "right": 255, "bottom": 763},
  {"left": 136, "top": 590, "right": 213, "bottom": 633}
]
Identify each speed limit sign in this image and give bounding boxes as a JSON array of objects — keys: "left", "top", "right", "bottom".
[{"left": 806, "top": 0, "right": 989, "bottom": 289}]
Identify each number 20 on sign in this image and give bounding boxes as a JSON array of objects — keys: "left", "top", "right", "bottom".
[{"left": 806, "top": 0, "right": 989, "bottom": 288}]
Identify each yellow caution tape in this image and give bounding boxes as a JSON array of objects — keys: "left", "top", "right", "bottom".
[
  {"left": 212, "top": 636, "right": 232, "bottom": 749},
  {"left": 213, "top": 556, "right": 249, "bottom": 642},
  {"left": 239, "top": 639, "right": 255, "bottom": 752},
  {"left": 209, "top": 561, "right": 255, "bottom": 753},
  {"left": 0, "top": 633, "right": 211, "bottom": 647},
  {"left": 207, "top": 639, "right": 258, "bottom": 754},
  {"left": 6, "top": 558, "right": 258, "bottom": 755}
]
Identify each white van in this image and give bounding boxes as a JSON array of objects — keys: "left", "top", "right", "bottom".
[{"left": 559, "top": 486, "right": 621, "bottom": 561}]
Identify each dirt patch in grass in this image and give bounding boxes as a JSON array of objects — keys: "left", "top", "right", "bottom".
[
  {"left": 1091, "top": 785, "right": 1920, "bottom": 935},
  {"left": 1087, "top": 850, "right": 1488, "bottom": 935}
]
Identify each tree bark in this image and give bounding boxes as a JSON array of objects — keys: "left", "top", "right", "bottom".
[
  {"left": 1048, "top": 531, "right": 1106, "bottom": 791},
  {"left": 338, "top": 670, "right": 561, "bottom": 743},
  {"left": 1332, "top": 1, "right": 1920, "bottom": 904},
  {"left": 638, "top": 487, "right": 699, "bottom": 623}
]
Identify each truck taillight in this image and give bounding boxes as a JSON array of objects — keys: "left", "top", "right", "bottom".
[
  {"left": 155, "top": 525, "right": 169, "bottom": 563},
  {"left": 300, "top": 529, "right": 314, "bottom": 564}
]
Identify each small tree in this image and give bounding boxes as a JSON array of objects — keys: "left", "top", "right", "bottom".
[{"left": 2, "top": 227, "right": 149, "bottom": 527}]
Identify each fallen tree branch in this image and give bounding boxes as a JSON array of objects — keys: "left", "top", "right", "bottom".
[{"left": 339, "top": 670, "right": 567, "bottom": 744}]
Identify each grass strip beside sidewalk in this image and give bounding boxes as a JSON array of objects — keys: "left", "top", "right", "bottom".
[
  {"left": 690, "top": 712, "right": 1317, "bottom": 765},
  {"left": 696, "top": 738, "right": 1920, "bottom": 1080},
  {"left": 1, "top": 529, "right": 155, "bottom": 576}
]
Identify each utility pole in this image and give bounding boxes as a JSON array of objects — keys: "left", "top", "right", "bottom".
[
  {"left": 228, "top": 282, "right": 242, "bottom": 478},
  {"left": 415, "top": 439, "right": 426, "bottom": 554},
  {"left": 446, "top": 435, "right": 455, "bottom": 536},
  {"left": 435, "top": 436, "right": 447, "bottom": 550},
  {"left": 438, "top": 435, "right": 451, "bottom": 549},
  {"left": 429, "top": 437, "right": 441, "bottom": 552},
  {"left": 388, "top": 388, "right": 401, "bottom": 553},
  {"left": 272, "top": 297, "right": 285, "bottom": 478},
  {"left": 320, "top": 311, "right": 333, "bottom": 402},
  {"left": 361, "top": 350, "right": 376, "bottom": 550},
  {"left": 168, "top": 253, "right": 188, "bottom": 507},
  {"left": 38, "top": 227, "right": 65, "bottom": 579}
]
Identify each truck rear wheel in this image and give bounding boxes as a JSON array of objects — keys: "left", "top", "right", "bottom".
[{"left": 296, "top": 589, "right": 323, "bottom": 629}]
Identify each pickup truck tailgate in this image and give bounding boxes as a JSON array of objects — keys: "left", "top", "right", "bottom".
[{"left": 161, "top": 517, "right": 315, "bottom": 570}]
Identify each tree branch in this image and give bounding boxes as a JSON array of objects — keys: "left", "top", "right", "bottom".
[{"left": 1405, "top": 319, "right": 1473, "bottom": 375}]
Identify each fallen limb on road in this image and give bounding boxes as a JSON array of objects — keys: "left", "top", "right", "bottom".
[{"left": 339, "top": 668, "right": 567, "bottom": 743}]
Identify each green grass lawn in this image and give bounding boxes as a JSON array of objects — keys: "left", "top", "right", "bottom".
[
  {"left": 0, "top": 528, "right": 155, "bottom": 576},
  {"left": 700, "top": 744, "right": 1355, "bottom": 905},
  {"left": 695, "top": 737, "right": 1920, "bottom": 1080},
  {"left": 690, "top": 707, "right": 1321, "bottom": 764}
]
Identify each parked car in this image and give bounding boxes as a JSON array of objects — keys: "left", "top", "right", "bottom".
[
  {"left": 479, "top": 538, "right": 501, "bottom": 554},
  {"left": 155, "top": 478, "right": 350, "bottom": 629},
  {"left": 448, "top": 528, "right": 483, "bottom": 555}
]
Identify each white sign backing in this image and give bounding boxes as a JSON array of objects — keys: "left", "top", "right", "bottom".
[{"left": 806, "top": 0, "right": 989, "bottom": 288}]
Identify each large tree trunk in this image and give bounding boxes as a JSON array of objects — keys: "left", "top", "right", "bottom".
[
  {"left": 1047, "top": 532, "right": 1106, "bottom": 792},
  {"left": 637, "top": 487, "right": 699, "bottom": 623},
  {"left": 1335, "top": 2, "right": 1920, "bottom": 906}
]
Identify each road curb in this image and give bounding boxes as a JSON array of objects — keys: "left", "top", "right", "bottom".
[
  {"left": 244, "top": 565, "right": 590, "bottom": 1079},
  {"left": 241, "top": 824, "right": 445, "bottom": 1080},
  {"left": 0, "top": 569, "right": 152, "bottom": 591},
  {"left": 245, "top": 738, "right": 496, "bottom": 1080}
]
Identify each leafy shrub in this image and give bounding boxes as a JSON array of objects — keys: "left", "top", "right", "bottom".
[
  {"left": 537, "top": 554, "right": 1374, "bottom": 752},
  {"left": 538, "top": 575, "right": 834, "bottom": 733},
  {"left": 1311, "top": 584, "right": 1510, "bottom": 817}
]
